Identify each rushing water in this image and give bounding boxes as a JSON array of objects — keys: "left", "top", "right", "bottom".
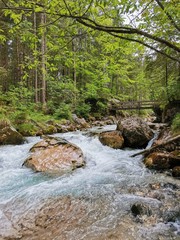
[{"left": 0, "top": 125, "right": 179, "bottom": 240}]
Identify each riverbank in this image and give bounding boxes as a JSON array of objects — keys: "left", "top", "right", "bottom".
[
  {"left": 0, "top": 113, "right": 179, "bottom": 177},
  {"left": 0, "top": 126, "right": 179, "bottom": 240}
]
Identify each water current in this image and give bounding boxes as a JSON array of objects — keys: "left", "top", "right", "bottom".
[{"left": 0, "top": 125, "right": 179, "bottom": 240}]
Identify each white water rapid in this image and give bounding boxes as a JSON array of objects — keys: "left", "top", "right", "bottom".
[{"left": 0, "top": 125, "right": 179, "bottom": 240}]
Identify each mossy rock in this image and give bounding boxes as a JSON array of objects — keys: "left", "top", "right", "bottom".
[
  {"left": 16, "top": 123, "right": 39, "bottom": 136},
  {"left": 0, "top": 119, "right": 10, "bottom": 128},
  {"left": 43, "top": 124, "right": 57, "bottom": 134},
  {"left": 0, "top": 124, "right": 24, "bottom": 145}
]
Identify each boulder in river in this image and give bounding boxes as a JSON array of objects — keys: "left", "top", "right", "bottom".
[
  {"left": 144, "top": 152, "right": 180, "bottom": 170},
  {"left": 23, "top": 136, "right": 85, "bottom": 174},
  {"left": 117, "top": 117, "right": 154, "bottom": 148},
  {"left": 99, "top": 130, "right": 124, "bottom": 149},
  {"left": 144, "top": 152, "right": 171, "bottom": 170},
  {"left": 0, "top": 120, "right": 24, "bottom": 145}
]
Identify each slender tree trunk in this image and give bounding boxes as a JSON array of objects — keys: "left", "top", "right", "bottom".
[
  {"left": 34, "top": 11, "right": 39, "bottom": 103},
  {"left": 15, "top": 37, "right": 22, "bottom": 84},
  {"left": 0, "top": 41, "right": 8, "bottom": 92},
  {"left": 111, "top": 75, "right": 114, "bottom": 94},
  {"left": 165, "top": 58, "right": 169, "bottom": 100},
  {"left": 116, "top": 77, "right": 119, "bottom": 95},
  {"left": 72, "top": 39, "right": 77, "bottom": 107},
  {"left": 41, "top": 11, "right": 47, "bottom": 106}
]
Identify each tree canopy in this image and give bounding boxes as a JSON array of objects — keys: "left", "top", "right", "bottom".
[
  {"left": 0, "top": 0, "right": 179, "bottom": 122},
  {"left": 1, "top": 0, "right": 179, "bottom": 62}
]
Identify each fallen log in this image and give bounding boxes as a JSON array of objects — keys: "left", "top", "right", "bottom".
[{"left": 131, "top": 135, "right": 180, "bottom": 157}]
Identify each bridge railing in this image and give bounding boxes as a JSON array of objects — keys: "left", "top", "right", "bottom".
[{"left": 110, "top": 100, "right": 161, "bottom": 110}]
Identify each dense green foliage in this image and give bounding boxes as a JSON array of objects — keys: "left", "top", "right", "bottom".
[
  {"left": 0, "top": 0, "right": 179, "bottom": 122},
  {"left": 171, "top": 113, "right": 180, "bottom": 134}
]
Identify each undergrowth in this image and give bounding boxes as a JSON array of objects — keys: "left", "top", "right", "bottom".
[{"left": 171, "top": 113, "right": 180, "bottom": 135}]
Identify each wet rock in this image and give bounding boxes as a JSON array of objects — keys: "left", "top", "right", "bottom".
[
  {"left": 0, "top": 120, "right": 24, "bottom": 145},
  {"left": 117, "top": 117, "right": 154, "bottom": 148},
  {"left": 149, "top": 183, "right": 161, "bottom": 190},
  {"left": 172, "top": 166, "right": 180, "bottom": 178},
  {"left": 162, "top": 182, "right": 179, "bottom": 190},
  {"left": 23, "top": 136, "right": 85, "bottom": 174},
  {"left": 1, "top": 196, "right": 143, "bottom": 240},
  {"left": 144, "top": 152, "right": 180, "bottom": 170},
  {"left": 55, "top": 123, "right": 76, "bottom": 133},
  {"left": 99, "top": 130, "right": 124, "bottom": 149},
  {"left": 144, "top": 152, "right": 172, "bottom": 170},
  {"left": 92, "top": 121, "right": 106, "bottom": 127},
  {"left": 0, "top": 209, "right": 22, "bottom": 239},
  {"left": 72, "top": 114, "right": 90, "bottom": 129},
  {"left": 131, "top": 203, "right": 152, "bottom": 217},
  {"left": 147, "top": 191, "right": 165, "bottom": 201},
  {"left": 163, "top": 209, "right": 180, "bottom": 223}
]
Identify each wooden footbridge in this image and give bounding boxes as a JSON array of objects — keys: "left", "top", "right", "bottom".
[{"left": 110, "top": 100, "right": 161, "bottom": 111}]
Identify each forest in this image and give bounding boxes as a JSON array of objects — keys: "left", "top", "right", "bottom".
[
  {"left": 0, "top": 2, "right": 180, "bottom": 239},
  {"left": 0, "top": 0, "right": 179, "bottom": 127}
]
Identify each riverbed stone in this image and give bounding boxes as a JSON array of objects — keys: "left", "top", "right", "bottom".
[
  {"left": 0, "top": 120, "right": 24, "bottom": 145},
  {"left": 163, "top": 208, "right": 180, "bottom": 223},
  {"left": 117, "top": 117, "right": 154, "bottom": 148},
  {"left": 99, "top": 130, "right": 124, "bottom": 149},
  {"left": 23, "top": 136, "right": 85, "bottom": 173},
  {"left": 172, "top": 166, "right": 180, "bottom": 178},
  {"left": 131, "top": 203, "right": 152, "bottom": 217}
]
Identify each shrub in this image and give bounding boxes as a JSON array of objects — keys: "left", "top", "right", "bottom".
[
  {"left": 75, "top": 103, "right": 91, "bottom": 118},
  {"left": 13, "top": 111, "right": 29, "bottom": 124},
  {"left": 96, "top": 101, "right": 107, "bottom": 114},
  {"left": 15, "top": 123, "right": 38, "bottom": 136},
  {"left": 53, "top": 103, "right": 72, "bottom": 120},
  {"left": 171, "top": 113, "right": 180, "bottom": 134}
]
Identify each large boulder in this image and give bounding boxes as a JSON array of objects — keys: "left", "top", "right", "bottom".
[
  {"left": 0, "top": 120, "right": 24, "bottom": 145},
  {"left": 99, "top": 130, "right": 124, "bottom": 149},
  {"left": 144, "top": 152, "right": 180, "bottom": 170},
  {"left": 23, "top": 136, "right": 85, "bottom": 174},
  {"left": 117, "top": 117, "right": 154, "bottom": 148},
  {"left": 144, "top": 152, "right": 172, "bottom": 170}
]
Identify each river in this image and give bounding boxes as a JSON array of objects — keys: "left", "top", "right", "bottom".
[{"left": 0, "top": 125, "right": 179, "bottom": 240}]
